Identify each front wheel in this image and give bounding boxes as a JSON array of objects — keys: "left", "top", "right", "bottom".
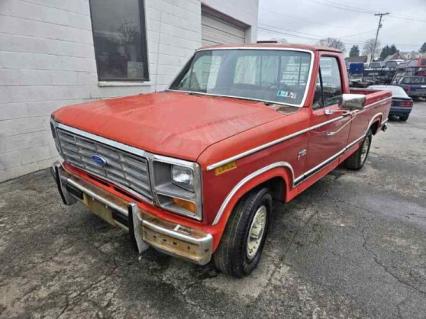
[
  {"left": 213, "top": 188, "right": 272, "bottom": 277},
  {"left": 344, "top": 129, "right": 372, "bottom": 170}
]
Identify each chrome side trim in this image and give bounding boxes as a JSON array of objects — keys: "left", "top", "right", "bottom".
[
  {"left": 206, "top": 98, "right": 391, "bottom": 171},
  {"left": 207, "top": 116, "right": 344, "bottom": 171},
  {"left": 364, "top": 96, "right": 392, "bottom": 109},
  {"left": 293, "top": 134, "right": 365, "bottom": 185},
  {"left": 367, "top": 112, "right": 384, "bottom": 130},
  {"left": 355, "top": 97, "right": 391, "bottom": 114},
  {"left": 326, "top": 116, "right": 353, "bottom": 136},
  {"left": 294, "top": 112, "right": 383, "bottom": 185},
  {"left": 170, "top": 48, "right": 315, "bottom": 108},
  {"left": 212, "top": 161, "right": 294, "bottom": 225},
  {"left": 213, "top": 111, "right": 386, "bottom": 224}
]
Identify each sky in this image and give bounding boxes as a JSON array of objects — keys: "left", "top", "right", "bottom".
[{"left": 257, "top": 0, "right": 426, "bottom": 55}]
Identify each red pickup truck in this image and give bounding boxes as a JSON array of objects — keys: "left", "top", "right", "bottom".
[{"left": 50, "top": 44, "right": 391, "bottom": 277}]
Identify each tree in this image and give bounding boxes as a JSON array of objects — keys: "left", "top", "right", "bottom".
[
  {"left": 318, "top": 38, "right": 346, "bottom": 52},
  {"left": 420, "top": 42, "right": 426, "bottom": 53},
  {"left": 380, "top": 44, "right": 398, "bottom": 60},
  {"left": 363, "top": 39, "right": 381, "bottom": 61},
  {"left": 349, "top": 45, "right": 360, "bottom": 57}
]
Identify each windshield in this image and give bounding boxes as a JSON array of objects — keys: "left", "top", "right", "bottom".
[{"left": 170, "top": 49, "right": 313, "bottom": 106}]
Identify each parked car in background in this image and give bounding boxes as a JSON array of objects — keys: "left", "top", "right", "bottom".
[
  {"left": 368, "top": 85, "right": 413, "bottom": 121},
  {"left": 369, "top": 61, "right": 384, "bottom": 69},
  {"left": 395, "top": 76, "right": 426, "bottom": 99},
  {"left": 385, "top": 59, "right": 404, "bottom": 70},
  {"left": 50, "top": 44, "right": 391, "bottom": 277}
]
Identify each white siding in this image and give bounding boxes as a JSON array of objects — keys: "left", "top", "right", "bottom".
[{"left": 0, "top": 0, "right": 258, "bottom": 182}]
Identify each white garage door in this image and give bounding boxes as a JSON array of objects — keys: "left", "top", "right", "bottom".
[{"left": 202, "top": 11, "right": 247, "bottom": 46}]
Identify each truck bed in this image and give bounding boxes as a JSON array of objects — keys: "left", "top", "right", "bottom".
[{"left": 350, "top": 88, "right": 392, "bottom": 105}]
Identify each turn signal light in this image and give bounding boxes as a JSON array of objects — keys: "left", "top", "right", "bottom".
[{"left": 172, "top": 198, "right": 197, "bottom": 213}]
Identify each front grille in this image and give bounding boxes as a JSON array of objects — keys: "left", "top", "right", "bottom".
[{"left": 57, "top": 129, "right": 153, "bottom": 200}]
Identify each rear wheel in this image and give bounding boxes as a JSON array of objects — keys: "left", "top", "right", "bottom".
[
  {"left": 344, "top": 129, "right": 372, "bottom": 170},
  {"left": 214, "top": 188, "right": 272, "bottom": 277}
]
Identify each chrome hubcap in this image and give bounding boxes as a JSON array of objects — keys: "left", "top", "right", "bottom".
[
  {"left": 246, "top": 205, "right": 267, "bottom": 260},
  {"left": 360, "top": 136, "right": 370, "bottom": 163}
]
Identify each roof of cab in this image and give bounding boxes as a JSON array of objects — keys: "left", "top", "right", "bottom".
[{"left": 198, "top": 42, "right": 342, "bottom": 53}]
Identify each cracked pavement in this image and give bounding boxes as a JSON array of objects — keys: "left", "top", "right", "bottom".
[{"left": 1, "top": 102, "right": 425, "bottom": 318}]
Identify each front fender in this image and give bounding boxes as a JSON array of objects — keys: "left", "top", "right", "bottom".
[{"left": 211, "top": 163, "right": 293, "bottom": 250}]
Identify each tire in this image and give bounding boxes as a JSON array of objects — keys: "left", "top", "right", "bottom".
[
  {"left": 213, "top": 188, "right": 272, "bottom": 277},
  {"left": 344, "top": 129, "right": 372, "bottom": 170},
  {"left": 400, "top": 114, "right": 409, "bottom": 121}
]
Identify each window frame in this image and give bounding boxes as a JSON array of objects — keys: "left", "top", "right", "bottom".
[
  {"left": 88, "top": 0, "right": 150, "bottom": 82},
  {"left": 169, "top": 48, "right": 315, "bottom": 108},
  {"left": 312, "top": 55, "right": 344, "bottom": 110}
]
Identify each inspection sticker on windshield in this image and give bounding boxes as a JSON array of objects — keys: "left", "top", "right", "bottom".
[{"left": 277, "top": 90, "right": 297, "bottom": 99}]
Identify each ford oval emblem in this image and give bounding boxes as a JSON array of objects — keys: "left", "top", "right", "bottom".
[{"left": 91, "top": 154, "right": 107, "bottom": 167}]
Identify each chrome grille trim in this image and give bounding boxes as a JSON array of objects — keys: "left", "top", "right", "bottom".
[{"left": 56, "top": 124, "right": 153, "bottom": 201}]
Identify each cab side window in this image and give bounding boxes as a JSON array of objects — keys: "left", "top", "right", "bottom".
[{"left": 313, "top": 57, "right": 342, "bottom": 109}]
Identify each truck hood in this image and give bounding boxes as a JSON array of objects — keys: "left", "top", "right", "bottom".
[{"left": 53, "top": 91, "right": 283, "bottom": 161}]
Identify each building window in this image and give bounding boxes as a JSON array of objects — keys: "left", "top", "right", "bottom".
[{"left": 89, "top": 0, "right": 149, "bottom": 81}]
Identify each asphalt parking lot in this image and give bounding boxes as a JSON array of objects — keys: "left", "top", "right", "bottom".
[{"left": 1, "top": 102, "right": 425, "bottom": 319}]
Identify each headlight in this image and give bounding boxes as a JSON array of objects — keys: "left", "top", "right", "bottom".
[
  {"left": 171, "top": 165, "right": 194, "bottom": 191},
  {"left": 151, "top": 155, "right": 202, "bottom": 221}
]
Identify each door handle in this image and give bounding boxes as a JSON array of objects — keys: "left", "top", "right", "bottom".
[{"left": 324, "top": 109, "right": 351, "bottom": 116}]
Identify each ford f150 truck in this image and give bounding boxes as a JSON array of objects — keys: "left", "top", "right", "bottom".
[{"left": 50, "top": 44, "right": 391, "bottom": 277}]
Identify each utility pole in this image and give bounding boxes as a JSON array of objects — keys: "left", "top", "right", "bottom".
[{"left": 371, "top": 12, "right": 389, "bottom": 63}]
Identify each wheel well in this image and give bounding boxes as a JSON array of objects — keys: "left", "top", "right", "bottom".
[
  {"left": 252, "top": 177, "right": 285, "bottom": 203},
  {"left": 370, "top": 120, "right": 381, "bottom": 135}
]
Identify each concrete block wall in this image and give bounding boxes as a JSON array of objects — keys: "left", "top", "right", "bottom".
[
  {"left": 0, "top": 0, "right": 202, "bottom": 181},
  {"left": 0, "top": 0, "right": 256, "bottom": 182}
]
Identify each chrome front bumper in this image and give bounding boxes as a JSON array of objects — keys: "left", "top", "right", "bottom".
[{"left": 51, "top": 162, "right": 212, "bottom": 265}]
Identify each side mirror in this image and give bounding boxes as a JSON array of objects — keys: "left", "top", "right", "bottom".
[{"left": 340, "top": 94, "right": 366, "bottom": 110}]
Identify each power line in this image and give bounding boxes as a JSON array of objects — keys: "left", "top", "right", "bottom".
[
  {"left": 309, "top": 0, "right": 374, "bottom": 14},
  {"left": 257, "top": 25, "right": 421, "bottom": 48},
  {"left": 260, "top": 24, "right": 374, "bottom": 43},
  {"left": 306, "top": 0, "right": 426, "bottom": 23},
  {"left": 258, "top": 25, "right": 370, "bottom": 46}
]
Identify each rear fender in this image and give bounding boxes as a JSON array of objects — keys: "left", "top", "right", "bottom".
[{"left": 368, "top": 113, "right": 383, "bottom": 135}]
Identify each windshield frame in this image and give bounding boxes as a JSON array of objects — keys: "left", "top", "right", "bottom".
[{"left": 168, "top": 47, "right": 315, "bottom": 108}]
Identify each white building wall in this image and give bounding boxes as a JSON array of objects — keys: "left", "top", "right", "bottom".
[
  {"left": 0, "top": 0, "right": 257, "bottom": 182},
  {"left": 202, "top": 0, "right": 259, "bottom": 41}
]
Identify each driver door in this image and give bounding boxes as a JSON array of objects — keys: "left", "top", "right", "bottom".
[{"left": 306, "top": 55, "right": 352, "bottom": 175}]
